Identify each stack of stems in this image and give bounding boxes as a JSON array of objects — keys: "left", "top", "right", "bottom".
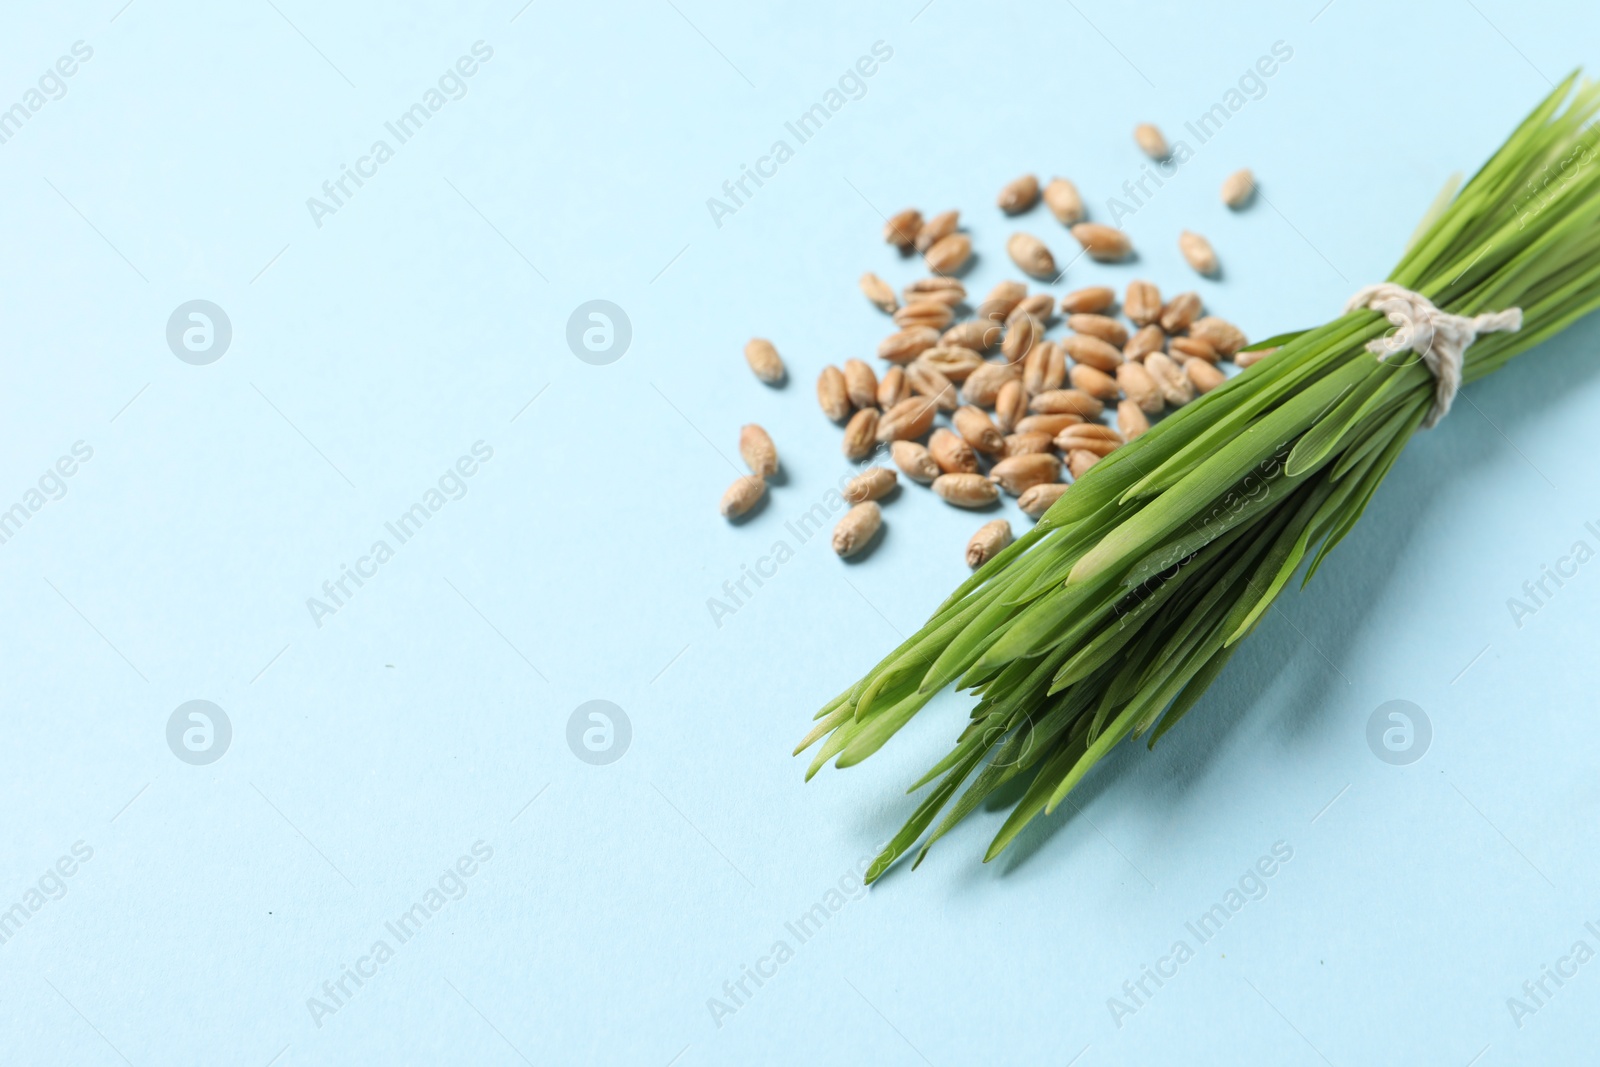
[{"left": 797, "top": 74, "right": 1600, "bottom": 881}]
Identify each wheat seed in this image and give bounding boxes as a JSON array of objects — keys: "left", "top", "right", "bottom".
[
  {"left": 1124, "top": 324, "right": 1166, "bottom": 361},
  {"left": 832, "top": 501, "right": 882, "bottom": 557},
  {"left": 1017, "top": 481, "right": 1067, "bottom": 518},
  {"left": 878, "top": 326, "right": 941, "bottom": 364},
  {"left": 1043, "top": 178, "right": 1085, "bottom": 225},
  {"left": 890, "top": 439, "right": 940, "bottom": 484},
  {"left": 988, "top": 453, "right": 1060, "bottom": 495},
  {"left": 965, "top": 519, "right": 1012, "bottom": 569},
  {"left": 876, "top": 396, "right": 937, "bottom": 441},
  {"left": 997, "top": 174, "right": 1040, "bottom": 214},
  {"left": 1067, "top": 313, "right": 1128, "bottom": 348},
  {"left": 1179, "top": 230, "right": 1219, "bottom": 276},
  {"left": 744, "top": 338, "right": 786, "bottom": 384},
  {"left": 924, "top": 232, "right": 972, "bottom": 274},
  {"left": 1116, "top": 398, "right": 1150, "bottom": 440},
  {"left": 1221, "top": 168, "right": 1255, "bottom": 208},
  {"left": 1184, "top": 357, "right": 1226, "bottom": 394},
  {"left": 1159, "top": 291, "right": 1202, "bottom": 333},
  {"left": 994, "top": 379, "right": 1028, "bottom": 434},
  {"left": 739, "top": 424, "right": 779, "bottom": 477},
  {"left": 1144, "top": 351, "right": 1195, "bottom": 407},
  {"left": 932, "top": 473, "right": 999, "bottom": 508},
  {"left": 720, "top": 475, "right": 766, "bottom": 519},
  {"left": 1071, "top": 223, "right": 1132, "bottom": 262},
  {"left": 817, "top": 366, "right": 850, "bottom": 421},
  {"left": 859, "top": 272, "right": 898, "bottom": 313},
  {"left": 1134, "top": 122, "right": 1169, "bottom": 159},
  {"left": 843, "top": 466, "right": 898, "bottom": 503},
  {"left": 928, "top": 428, "right": 979, "bottom": 474},
  {"left": 1059, "top": 285, "right": 1115, "bottom": 314},
  {"left": 915, "top": 210, "right": 959, "bottom": 252},
  {"left": 884, "top": 208, "right": 921, "bottom": 251},
  {"left": 1007, "top": 232, "right": 1056, "bottom": 279}
]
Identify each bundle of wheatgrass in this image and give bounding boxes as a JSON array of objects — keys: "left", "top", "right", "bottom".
[{"left": 798, "top": 74, "right": 1600, "bottom": 881}]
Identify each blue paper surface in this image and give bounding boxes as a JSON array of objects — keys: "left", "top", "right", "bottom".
[{"left": 2, "top": 1, "right": 1598, "bottom": 1063}]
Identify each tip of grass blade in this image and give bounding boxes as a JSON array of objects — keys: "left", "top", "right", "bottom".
[{"left": 863, "top": 846, "right": 897, "bottom": 885}]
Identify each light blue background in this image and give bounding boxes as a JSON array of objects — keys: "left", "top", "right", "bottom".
[{"left": 2, "top": 1, "right": 1598, "bottom": 1063}]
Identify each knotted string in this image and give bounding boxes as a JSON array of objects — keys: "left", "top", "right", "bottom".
[{"left": 1344, "top": 283, "right": 1522, "bottom": 428}]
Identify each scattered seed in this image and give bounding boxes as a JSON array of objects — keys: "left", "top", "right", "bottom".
[
  {"left": 1125, "top": 281, "right": 1163, "bottom": 326},
  {"left": 1016, "top": 413, "right": 1085, "bottom": 436},
  {"left": 833, "top": 501, "right": 882, "bottom": 557},
  {"left": 917, "top": 346, "right": 985, "bottom": 381},
  {"left": 1115, "top": 361, "right": 1163, "bottom": 414},
  {"left": 1234, "top": 345, "right": 1277, "bottom": 369},
  {"left": 743, "top": 338, "right": 786, "bottom": 385},
  {"left": 1054, "top": 425, "right": 1122, "bottom": 457},
  {"left": 1056, "top": 422, "right": 1122, "bottom": 442},
  {"left": 878, "top": 326, "right": 941, "bottom": 364},
  {"left": 720, "top": 474, "right": 766, "bottom": 519},
  {"left": 928, "top": 427, "right": 979, "bottom": 473},
  {"left": 842, "top": 408, "right": 880, "bottom": 458},
  {"left": 877, "top": 395, "right": 938, "bottom": 441},
  {"left": 1006, "top": 232, "right": 1057, "bottom": 279},
  {"left": 1179, "top": 230, "right": 1219, "bottom": 276},
  {"left": 1069, "top": 363, "right": 1121, "bottom": 401},
  {"left": 1071, "top": 222, "right": 1132, "bottom": 261},
  {"left": 1003, "top": 430, "right": 1055, "bottom": 456},
  {"left": 894, "top": 301, "right": 955, "bottom": 330},
  {"left": 915, "top": 210, "right": 960, "bottom": 253},
  {"left": 1018, "top": 482, "right": 1068, "bottom": 518},
  {"left": 1221, "top": 168, "right": 1256, "bottom": 208},
  {"left": 1067, "top": 313, "right": 1128, "bottom": 348},
  {"left": 989, "top": 453, "right": 1061, "bottom": 495},
  {"left": 739, "top": 423, "right": 779, "bottom": 476},
  {"left": 1145, "top": 352, "right": 1196, "bottom": 407},
  {"left": 877, "top": 365, "right": 909, "bottom": 408},
  {"left": 983, "top": 280, "right": 1029, "bottom": 320},
  {"left": 1060, "top": 286, "right": 1115, "bottom": 314},
  {"left": 836, "top": 361, "right": 876, "bottom": 412},
  {"left": 1116, "top": 399, "right": 1150, "bottom": 440},
  {"left": 1159, "top": 291, "right": 1203, "bottom": 334},
  {"left": 1067, "top": 449, "right": 1101, "bottom": 479},
  {"left": 1170, "top": 335, "right": 1220, "bottom": 363},
  {"left": 966, "top": 519, "right": 1012, "bottom": 569},
  {"left": 1001, "top": 313, "right": 1042, "bottom": 364},
  {"left": 907, "top": 360, "right": 959, "bottom": 411},
  {"left": 1023, "top": 340, "right": 1066, "bottom": 395},
  {"left": 998, "top": 174, "right": 1040, "bottom": 214},
  {"left": 890, "top": 439, "right": 941, "bottom": 484},
  {"left": 1062, "top": 333, "right": 1124, "bottom": 372},
  {"left": 817, "top": 365, "right": 851, "bottom": 421},
  {"left": 954, "top": 405, "right": 1005, "bottom": 455},
  {"left": 1029, "top": 388, "right": 1104, "bottom": 418},
  {"left": 994, "top": 379, "right": 1028, "bottom": 434},
  {"left": 1184, "top": 357, "right": 1226, "bottom": 394},
  {"left": 1043, "top": 177, "right": 1085, "bottom": 225},
  {"left": 885, "top": 208, "right": 923, "bottom": 251},
  {"left": 943, "top": 320, "right": 998, "bottom": 353},
  {"left": 844, "top": 466, "right": 898, "bottom": 503},
  {"left": 932, "top": 472, "right": 1000, "bottom": 508},
  {"left": 860, "top": 272, "right": 898, "bottom": 313},
  {"left": 924, "top": 232, "right": 972, "bottom": 274},
  {"left": 961, "top": 360, "right": 1020, "bottom": 407},
  {"left": 904, "top": 276, "right": 967, "bottom": 303},
  {"left": 1008, "top": 293, "right": 1056, "bottom": 325},
  {"left": 1134, "top": 122, "right": 1169, "bottom": 160},
  {"left": 1124, "top": 324, "right": 1166, "bottom": 361},
  {"left": 1190, "top": 316, "right": 1247, "bottom": 356}
]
